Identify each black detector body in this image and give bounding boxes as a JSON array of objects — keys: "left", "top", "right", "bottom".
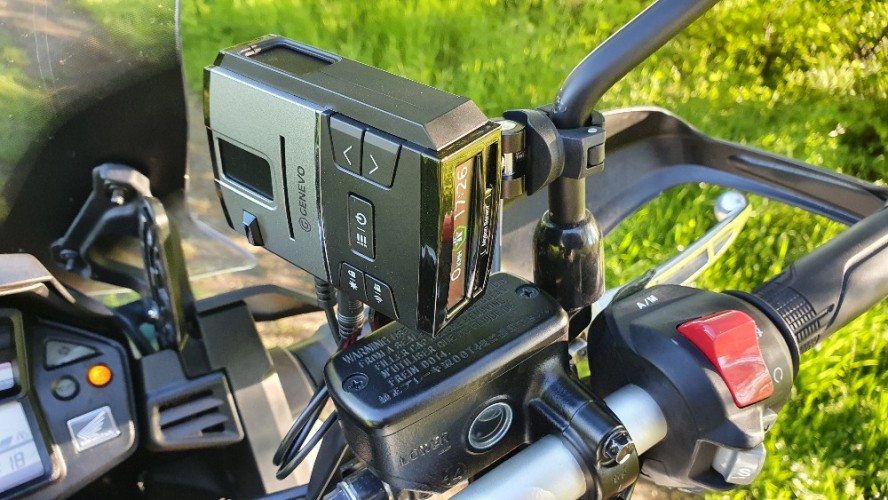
[{"left": 204, "top": 36, "right": 502, "bottom": 335}]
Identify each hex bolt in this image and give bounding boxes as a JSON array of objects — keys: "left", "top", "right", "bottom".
[
  {"left": 104, "top": 182, "right": 129, "bottom": 206},
  {"left": 602, "top": 430, "right": 636, "bottom": 465},
  {"left": 109, "top": 187, "right": 127, "bottom": 206},
  {"left": 515, "top": 284, "right": 539, "bottom": 298},
  {"left": 343, "top": 373, "right": 369, "bottom": 393},
  {"left": 59, "top": 249, "right": 79, "bottom": 271}
]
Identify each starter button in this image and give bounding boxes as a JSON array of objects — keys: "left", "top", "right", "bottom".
[{"left": 677, "top": 310, "right": 773, "bottom": 407}]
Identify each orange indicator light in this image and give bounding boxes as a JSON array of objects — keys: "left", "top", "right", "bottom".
[{"left": 87, "top": 364, "right": 112, "bottom": 387}]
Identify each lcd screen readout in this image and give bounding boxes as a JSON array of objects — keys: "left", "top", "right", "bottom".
[
  {"left": 0, "top": 402, "right": 44, "bottom": 494},
  {"left": 447, "top": 157, "right": 474, "bottom": 309}
]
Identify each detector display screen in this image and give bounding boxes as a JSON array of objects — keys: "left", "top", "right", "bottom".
[
  {"left": 0, "top": 402, "right": 45, "bottom": 494},
  {"left": 218, "top": 139, "right": 274, "bottom": 200},
  {"left": 447, "top": 157, "right": 475, "bottom": 309}
]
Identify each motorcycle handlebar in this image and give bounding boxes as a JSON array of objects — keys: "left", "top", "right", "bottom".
[
  {"left": 750, "top": 205, "right": 888, "bottom": 355},
  {"left": 453, "top": 385, "right": 666, "bottom": 499}
]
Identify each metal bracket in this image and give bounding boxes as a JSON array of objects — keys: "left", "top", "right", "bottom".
[
  {"left": 138, "top": 197, "right": 195, "bottom": 348},
  {"left": 51, "top": 163, "right": 194, "bottom": 349},
  {"left": 498, "top": 108, "right": 607, "bottom": 198},
  {"left": 51, "top": 164, "right": 152, "bottom": 287}
]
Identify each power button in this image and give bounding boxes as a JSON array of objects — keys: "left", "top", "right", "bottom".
[{"left": 348, "top": 195, "right": 375, "bottom": 259}]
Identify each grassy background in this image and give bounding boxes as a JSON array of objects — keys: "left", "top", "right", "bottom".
[{"left": 176, "top": 0, "right": 887, "bottom": 497}]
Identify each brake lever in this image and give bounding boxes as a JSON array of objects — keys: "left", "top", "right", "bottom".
[{"left": 592, "top": 191, "right": 750, "bottom": 318}]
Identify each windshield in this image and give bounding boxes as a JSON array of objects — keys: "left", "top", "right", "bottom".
[{"left": 0, "top": 0, "right": 180, "bottom": 221}]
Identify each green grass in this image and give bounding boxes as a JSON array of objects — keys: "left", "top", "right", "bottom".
[{"left": 96, "top": 0, "right": 888, "bottom": 496}]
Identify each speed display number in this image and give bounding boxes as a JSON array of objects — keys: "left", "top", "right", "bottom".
[{"left": 0, "top": 402, "right": 45, "bottom": 494}]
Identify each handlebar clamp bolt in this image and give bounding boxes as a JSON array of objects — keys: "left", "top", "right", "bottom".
[{"left": 602, "top": 430, "right": 635, "bottom": 465}]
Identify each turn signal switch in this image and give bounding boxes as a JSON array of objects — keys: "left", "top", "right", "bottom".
[{"left": 586, "top": 285, "right": 795, "bottom": 491}]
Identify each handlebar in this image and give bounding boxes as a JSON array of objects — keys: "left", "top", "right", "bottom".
[
  {"left": 455, "top": 385, "right": 665, "bottom": 499},
  {"left": 749, "top": 205, "right": 888, "bottom": 354},
  {"left": 453, "top": 435, "right": 586, "bottom": 500}
]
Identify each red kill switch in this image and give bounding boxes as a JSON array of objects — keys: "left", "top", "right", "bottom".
[{"left": 678, "top": 310, "right": 774, "bottom": 407}]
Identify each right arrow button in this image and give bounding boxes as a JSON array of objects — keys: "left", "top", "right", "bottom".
[{"left": 362, "top": 130, "right": 400, "bottom": 187}]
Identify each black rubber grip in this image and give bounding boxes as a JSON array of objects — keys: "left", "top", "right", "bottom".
[{"left": 753, "top": 206, "right": 888, "bottom": 354}]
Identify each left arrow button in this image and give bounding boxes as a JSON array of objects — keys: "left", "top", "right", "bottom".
[{"left": 331, "top": 115, "right": 364, "bottom": 175}]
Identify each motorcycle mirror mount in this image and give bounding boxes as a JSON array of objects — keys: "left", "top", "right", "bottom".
[{"left": 495, "top": 0, "right": 723, "bottom": 315}]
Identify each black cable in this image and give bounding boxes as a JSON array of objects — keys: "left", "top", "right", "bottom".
[
  {"left": 276, "top": 411, "right": 339, "bottom": 480},
  {"left": 274, "top": 383, "right": 330, "bottom": 465},
  {"left": 305, "top": 424, "right": 349, "bottom": 500},
  {"left": 278, "top": 400, "right": 325, "bottom": 467},
  {"left": 275, "top": 282, "right": 357, "bottom": 482},
  {"left": 314, "top": 278, "right": 339, "bottom": 341},
  {"left": 336, "top": 296, "right": 364, "bottom": 346}
]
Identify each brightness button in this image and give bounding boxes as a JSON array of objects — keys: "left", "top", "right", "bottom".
[{"left": 339, "top": 263, "right": 367, "bottom": 302}]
